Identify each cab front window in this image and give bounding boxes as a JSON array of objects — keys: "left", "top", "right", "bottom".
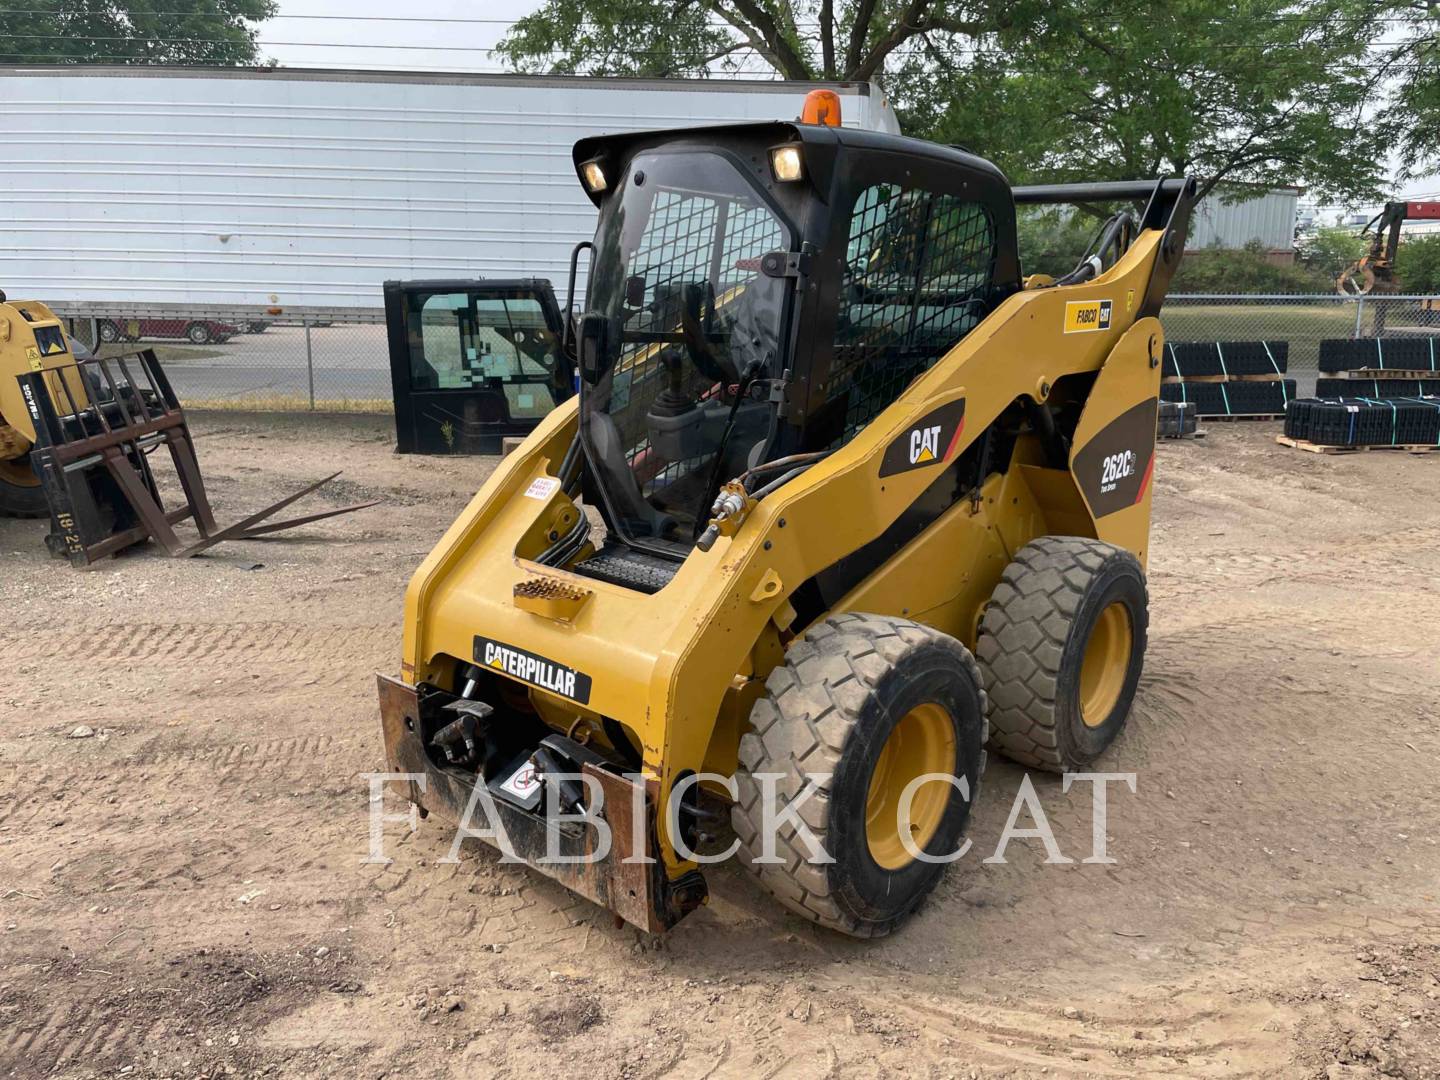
[{"left": 581, "top": 151, "right": 795, "bottom": 550}]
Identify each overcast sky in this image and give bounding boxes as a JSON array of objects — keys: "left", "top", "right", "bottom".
[
  {"left": 257, "top": 0, "right": 545, "bottom": 73},
  {"left": 257, "top": 0, "right": 1435, "bottom": 208}
]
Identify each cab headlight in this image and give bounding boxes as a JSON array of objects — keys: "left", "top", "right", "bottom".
[
  {"left": 770, "top": 145, "right": 803, "bottom": 183},
  {"left": 580, "top": 159, "right": 608, "bottom": 194}
]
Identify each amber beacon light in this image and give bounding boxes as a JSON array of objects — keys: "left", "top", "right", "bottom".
[{"left": 800, "top": 88, "right": 842, "bottom": 126}]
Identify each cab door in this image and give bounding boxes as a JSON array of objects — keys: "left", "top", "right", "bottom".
[{"left": 384, "top": 278, "right": 573, "bottom": 454}]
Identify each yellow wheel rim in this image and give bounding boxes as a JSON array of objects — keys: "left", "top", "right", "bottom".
[
  {"left": 1079, "top": 602, "right": 1133, "bottom": 728},
  {"left": 0, "top": 455, "right": 39, "bottom": 489},
  {"left": 865, "top": 702, "right": 955, "bottom": 870}
]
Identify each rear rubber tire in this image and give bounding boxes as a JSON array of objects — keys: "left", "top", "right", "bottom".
[
  {"left": 185, "top": 322, "right": 212, "bottom": 345},
  {"left": 732, "top": 613, "right": 987, "bottom": 938},
  {"left": 98, "top": 320, "right": 121, "bottom": 344},
  {"left": 976, "top": 536, "right": 1147, "bottom": 773}
]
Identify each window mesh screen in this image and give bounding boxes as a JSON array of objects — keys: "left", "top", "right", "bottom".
[
  {"left": 610, "top": 188, "right": 784, "bottom": 490},
  {"left": 829, "top": 185, "right": 995, "bottom": 442}
]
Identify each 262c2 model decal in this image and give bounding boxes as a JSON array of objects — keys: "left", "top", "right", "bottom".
[{"left": 1071, "top": 399, "right": 1158, "bottom": 517}]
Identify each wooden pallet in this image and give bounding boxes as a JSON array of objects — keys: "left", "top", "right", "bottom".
[
  {"left": 1319, "top": 368, "right": 1440, "bottom": 380},
  {"left": 1276, "top": 434, "right": 1440, "bottom": 455},
  {"left": 1197, "top": 413, "right": 1286, "bottom": 422},
  {"left": 1161, "top": 373, "right": 1287, "bottom": 384}
]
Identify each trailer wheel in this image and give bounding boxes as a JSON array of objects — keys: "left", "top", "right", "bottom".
[
  {"left": 976, "top": 536, "right": 1147, "bottom": 773},
  {"left": 732, "top": 613, "right": 986, "bottom": 938},
  {"left": 185, "top": 322, "right": 213, "bottom": 345},
  {"left": 0, "top": 457, "right": 46, "bottom": 518},
  {"left": 97, "top": 320, "right": 121, "bottom": 344}
]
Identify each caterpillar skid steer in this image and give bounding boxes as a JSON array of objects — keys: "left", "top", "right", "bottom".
[{"left": 379, "top": 92, "right": 1194, "bottom": 937}]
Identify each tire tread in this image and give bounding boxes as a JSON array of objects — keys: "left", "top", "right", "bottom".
[
  {"left": 733, "top": 613, "right": 986, "bottom": 937},
  {"left": 976, "top": 536, "right": 1146, "bottom": 772}
]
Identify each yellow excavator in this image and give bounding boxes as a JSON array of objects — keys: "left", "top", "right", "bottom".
[{"left": 378, "top": 92, "right": 1194, "bottom": 936}]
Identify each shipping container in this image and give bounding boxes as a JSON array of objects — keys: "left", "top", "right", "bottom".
[
  {"left": 1187, "top": 186, "right": 1300, "bottom": 257},
  {"left": 0, "top": 66, "right": 898, "bottom": 312}
]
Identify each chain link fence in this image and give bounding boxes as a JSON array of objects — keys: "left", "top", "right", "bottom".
[
  {"left": 57, "top": 308, "right": 394, "bottom": 413},
  {"left": 53, "top": 294, "right": 1440, "bottom": 412},
  {"left": 1160, "top": 295, "right": 1439, "bottom": 397}
]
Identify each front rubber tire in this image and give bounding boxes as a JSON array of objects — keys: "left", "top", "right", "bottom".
[
  {"left": 185, "top": 322, "right": 212, "bottom": 345},
  {"left": 733, "top": 613, "right": 986, "bottom": 938},
  {"left": 976, "top": 536, "right": 1148, "bottom": 773},
  {"left": 98, "top": 320, "right": 121, "bottom": 344},
  {"left": 0, "top": 468, "right": 47, "bottom": 518}
]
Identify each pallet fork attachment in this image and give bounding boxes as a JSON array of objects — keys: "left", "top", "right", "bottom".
[{"left": 16, "top": 349, "right": 377, "bottom": 567}]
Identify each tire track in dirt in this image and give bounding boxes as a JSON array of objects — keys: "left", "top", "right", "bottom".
[
  {"left": 0, "top": 722, "right": 380, "bottom": 904},
  {"left": 358, "top": 838, "right": 598, "bottom": 947},
  {"left": 0, "top": 725, "right": 387, "bottom": 822},
  {"left": 1152, "top": 547, "right": 1433, "bottom": 592},
  {"left": 0, "top": 936, "right": 361, "bottom": 1077},
  {"left": 0, "top": 621, "right": 396, "bottom": 665},
  {"left": 1, "top": 999, "right": 165, "bottom": 1076},
  {"left": 878, "top": 987, "right": 1291, "bottom": 1077},
  {"left": 0, "top": 730, "right": 362, "bottom": 768}
]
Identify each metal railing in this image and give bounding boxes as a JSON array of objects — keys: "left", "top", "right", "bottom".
[{"left": 50, "top": 294, "right": 1438, "bottom": 413}]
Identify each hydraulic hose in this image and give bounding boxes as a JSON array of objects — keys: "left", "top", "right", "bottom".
[
  {"left": 557, "top": 430, "right": 583, "bottom": 497},
  {"left": 751, "top": 464, "right": 810, "bottom": 501},
  {"left": 739, "top": 450, "right": 830, "bottom": 489},
  {"left": 1054, "top": 211, "right": 1137, "bottom": 286},
  {"left": 536, "top": 509, "right": 590, "bottom": 567}
]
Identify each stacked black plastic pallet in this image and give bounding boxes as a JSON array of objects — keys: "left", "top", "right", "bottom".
[
  {"left": 1318, "top": 337, "right": 1439, "bottom": 373},
  {"left": 1160, "top": 340, "right": 1295, "bottom": 417},
  {"left": 1285, "top": 397, "right": 1440, "bottom": 447},
  {"left": 1161, "top": 379, "right": 1297, "bottom": 415},
  {"left": 1314, "top": 376, "right": 1440, "bottom": 397},
  {"left": 1283, "top": 337, "right": 1440, "bottom": 450},
  {"left": 1314, "top": 337, "right": 1440, "bottom": 398}
]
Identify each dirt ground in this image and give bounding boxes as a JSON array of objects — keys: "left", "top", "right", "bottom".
[{"left": 2, "top": 413, "right": 1438, "bottom": 1079}]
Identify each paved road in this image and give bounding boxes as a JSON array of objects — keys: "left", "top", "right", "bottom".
[{"left": 98, "top": 324, "right": 395, "bottom": 404}]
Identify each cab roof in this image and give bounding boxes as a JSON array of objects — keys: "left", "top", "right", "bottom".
[{"left": 572, "top": 121, "right": 1012, "bottom": 208}]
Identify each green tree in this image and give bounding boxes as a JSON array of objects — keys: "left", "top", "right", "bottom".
[
  {"left": 1298, "top": 226, "right": 1368, "bottom": 281},
  {"left": 1015, "top": 209, "right": 1097, "bottom": 278},
  {"left": 1397, "top": 234, "right": 1440, "bottom": 292},
  {"left": 0, "top": 0, "right": 274, "bottom": 66},
  {"left": 908, "top": 0, "right": 1391, "bottom": 205},
  {"left": 1384, "top": 1, "right": 1439, "bottom": 177},
  {"left": 1170, "top": 241, "right": 1332, "bottom": 293},
  {"left": 498, "top": 0, "right": 1034, "bottom": 79},
  {"left": 501, "top": 0, "right": 1392, "bottom": 207}
]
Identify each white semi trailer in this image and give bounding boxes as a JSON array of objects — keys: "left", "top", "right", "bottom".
[{"left": 0, "top": 66, "right": 898, "bottom": 315}]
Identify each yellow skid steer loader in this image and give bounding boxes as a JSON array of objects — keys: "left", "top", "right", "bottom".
[{"left": 379, "top": 94, "right": 1194, "bottom": 936}]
